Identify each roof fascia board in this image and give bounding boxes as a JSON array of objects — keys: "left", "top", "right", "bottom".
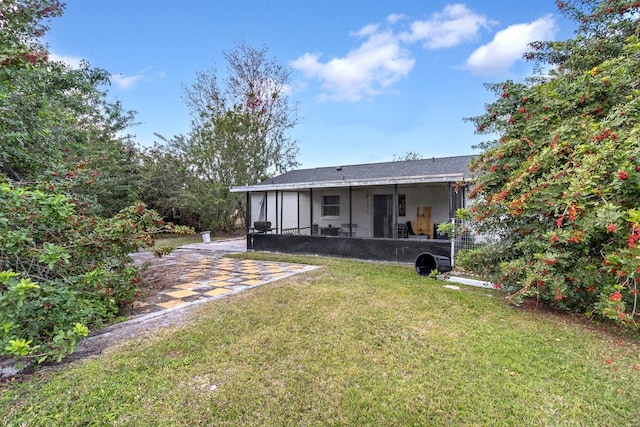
[{"left": 229, "top": 173, "right": 466, "bottom": 192}]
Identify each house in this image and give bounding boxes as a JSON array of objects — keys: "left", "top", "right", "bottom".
[{"left": 229, "top": 155, "right": 475, "bottom": 263}]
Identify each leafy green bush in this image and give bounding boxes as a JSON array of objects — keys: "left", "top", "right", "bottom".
[
  {"left": 0, "top": 1, "right": 193, "bottom": 364},
  {"left": 0, "top": 181, "right": 192, "bottom": 363}
]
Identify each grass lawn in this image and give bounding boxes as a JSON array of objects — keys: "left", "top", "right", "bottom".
[
  {"left": 2, "top": 254, "right": 640, "bottom": 426},
  {"left": 151, "top": 231, "right": 245, "bottom": 251},
  {"left": 151, "top": 234, "right": 206, "bottom": 250}
]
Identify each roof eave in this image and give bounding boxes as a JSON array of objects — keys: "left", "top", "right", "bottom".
[{"left": 229, "top": 173, "right": 468, "bottom": 192}]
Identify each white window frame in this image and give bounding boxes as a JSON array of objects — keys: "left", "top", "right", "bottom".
[{"left": 322, "top": 195, "right": 340, "bottom": 217}]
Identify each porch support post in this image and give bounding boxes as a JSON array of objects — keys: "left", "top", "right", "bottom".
[
  {"left": 275, "top": 190, "right": 279, "bottom": 234},
  {"left": 447, "top": 183, "right": 453, "bottom": 219},
  {"left": 393, "top": 184, "right": 398, "bottom": 238},
  {"left": 309, "top": 188, "right": 314, "bottom": 235},
  {"left": 264, "top": 191, "right": 268, "bottom": 221},
  {"left": 245, "top": 192, "right": 251, "bottom": 233},
  {"left": 297, "top": 192, "right": 300, "bottom": 233},
  {"left": 280, "top": 191, "right": 284, "bottom": 234},
  {"left": 349, "top": 186, "right": 353, "bottom": 237}
]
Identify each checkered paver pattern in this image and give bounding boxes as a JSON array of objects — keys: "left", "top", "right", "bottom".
[{"left": 129, "top": 250, "right": 317, "bottom": 318}]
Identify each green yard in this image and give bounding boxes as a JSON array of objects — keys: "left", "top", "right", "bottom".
[
  {"left": 151, "top": 234, "right": 206, "bottom": 250},
  {"left": 2, "top": 254, "right": 639, "bottom": 426}
]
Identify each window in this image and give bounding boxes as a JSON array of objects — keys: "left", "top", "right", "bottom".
[
  {"left": 322, "top": 195, "right": 340, "bottom": 216},
  {"left": 398, "top": 194, "right": 406, "bottom": 216}
]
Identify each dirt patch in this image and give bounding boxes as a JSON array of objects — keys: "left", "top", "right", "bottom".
[{"left": 133, "top": 252, "right": 201, "bottom": 299}]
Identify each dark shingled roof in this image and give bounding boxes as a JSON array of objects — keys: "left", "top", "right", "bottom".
[{"left": 230, "top": 154, "right": 476, "bottom": 192}]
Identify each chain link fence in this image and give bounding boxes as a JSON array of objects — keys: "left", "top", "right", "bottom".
[{"left": 449, "top": 217, "right": 484, "bottom": 267}]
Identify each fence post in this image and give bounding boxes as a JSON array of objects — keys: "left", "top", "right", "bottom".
[{"left": 450, "top": 217, "right": 456, "bottom": 268}]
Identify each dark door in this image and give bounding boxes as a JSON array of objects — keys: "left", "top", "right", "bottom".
[{"left": 373, "top": 194, "right": 393, "bottom": 238}]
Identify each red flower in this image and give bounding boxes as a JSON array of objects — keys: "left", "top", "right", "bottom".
[
  {"left": 607, "top": 223, "right": 617, "bottom": 233},
  {"left": 551, "top": 234, "right": 559, "bottom": 243},
  {"left": 567, "top": 231, "right": 584, "bottom": 243},
  {"left": 25, "top": 52, "right": 38, "bottom": 64},
  {"left": 555, "top": 287, "right": 563, "bottom": 301},
  {"left": 628, "top": 227, "right": 640, "bottom": 248},
  {"left": 618, "top": 170, "right": 628, "bottom": 180},
  {"left": 610, "top": 291, "right": 623, "bottom": 302}
]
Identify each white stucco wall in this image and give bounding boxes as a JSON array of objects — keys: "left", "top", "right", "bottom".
[
  {"left": 400, "top": 184, "right": 451, "bottom": 226},
  {"left": 250, "top": 191, "right": 311, "bottom": 234}
]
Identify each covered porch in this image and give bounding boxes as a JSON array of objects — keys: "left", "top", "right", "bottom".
[{"left": 229, "top": 156, "right": 474, "bottom": 262}]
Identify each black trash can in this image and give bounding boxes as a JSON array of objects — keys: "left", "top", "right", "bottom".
[{"left": 415, "top": 252, "right": 452, "bottom": 276}]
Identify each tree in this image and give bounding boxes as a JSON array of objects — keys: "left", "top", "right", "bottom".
[
  {"left": 136, "top": 138, "right": 204, "bottom": 229},
  {"left": 392, "top": 151, "right": 424, "bottom": 161},
  {"left": 1, "top": 0, "right": 65, "bottom": 180},
  {"left": 1, "top": 1, "right": 140, "bottom": 216},
  {"left": 462, "top": 0, "right": 640, "bottom": 324},
  {"left": 184, "top": 42, "right": 300, "bottom": 177},
  {"left": 0, "top": 1, "right": 193, "bottom": 364},
  {"left": 172, "top": 41, "right": 301, "bottom": 231}
]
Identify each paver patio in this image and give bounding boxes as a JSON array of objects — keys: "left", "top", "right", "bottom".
[{"left": 128, "top": 238, "right": 319, "bottom": 317}]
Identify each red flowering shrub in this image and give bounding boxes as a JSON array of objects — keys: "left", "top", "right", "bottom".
[
  {"left": 0, "top": 1, "right": 194, "bottom": 365},
  {"left": 0, "top": 181, "right": 193, "bottom": 363},
  {"left": 462, "top": 0, "right": 640, "bottom": 325}
]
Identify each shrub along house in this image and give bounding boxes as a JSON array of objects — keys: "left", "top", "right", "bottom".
[{"left": 229, "top": 155, "right": 475, "bottom": 263}]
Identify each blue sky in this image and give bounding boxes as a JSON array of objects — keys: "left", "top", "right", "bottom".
[{"left": 45, "top": 1, "right": 574, "bottom": 169}]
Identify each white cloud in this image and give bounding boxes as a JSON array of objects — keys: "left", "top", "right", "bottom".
[
  {"left": 292, "top": 4, "right": 555, "bottom": 101},
  {"left": 49, "top": 52, "right": 84, "bottom": 69},
  {"left": 465, "top": 15, "right": 556, "bottom": 75},
  {"left": 292, "top": 4, "right": 492, "bottom": 102},
  {"left": 350, "top": 23, "right": 379, "bottom": 38},
  {"left": 110, "top": 72, "right": 144, "bottom": 90},
  {"left": 292, "top": 26, "right": 414, "bottom": 102},
  {"left": 50, "top": 52, "right": 163, "bottom": 90},
  {"left": 386, "top": 13, "right": 407, "bottom": 25},
  {"left": 400, "top": 4, "right": 493, "bottom": 49}
]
